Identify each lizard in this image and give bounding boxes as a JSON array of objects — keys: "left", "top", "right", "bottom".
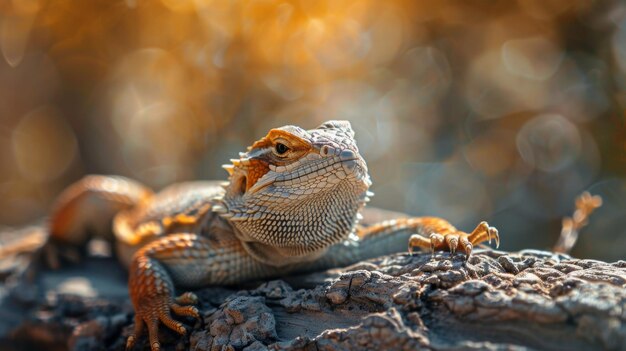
[{"left": 32, "top": 120, "right": 499, "bottom": 351}]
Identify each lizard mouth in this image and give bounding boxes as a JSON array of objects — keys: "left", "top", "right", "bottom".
[
  {"left": 245, "top": 157, "right": 366, "bottom": 196},
  {"left": 246, "top": 174, "right": 274, "bottom": 194},
  {"left": 342, "top": 157, "right": 369, "bottom": 182},
  {"left": 237, "top": 150, "right": 367, "bottom": 195}
]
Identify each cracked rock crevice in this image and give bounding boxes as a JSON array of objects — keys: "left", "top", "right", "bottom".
[{"left": 1, "top": 250, "right": 625, "bottom": 351}]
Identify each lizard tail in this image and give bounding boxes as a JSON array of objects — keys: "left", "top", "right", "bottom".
[
  {"left": 0, "top": 175, "right": 152, "bottom": 268},
  {"left": 48, "top": 175, "right": 153, "bottom": 247},
  {"left": 0, "top": 224, "right": 47, "bottom": 283},
  {"left": 0, "top": 224, "right": 47, "bottom": 260},
  {"left": 0, "top": 175, "right": 152, "bottom": 278}
]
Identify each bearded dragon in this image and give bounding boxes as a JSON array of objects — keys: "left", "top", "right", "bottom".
[{"left": 30, "top": 120, "right": 499, "bottom": 350}]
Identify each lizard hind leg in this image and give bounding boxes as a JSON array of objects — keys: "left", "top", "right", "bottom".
[{"left": 46, "top": 175, "right": 153, "bottom": 267}]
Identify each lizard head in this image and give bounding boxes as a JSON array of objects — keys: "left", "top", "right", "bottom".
[{"left": 217, "top": 120, "right": 372, "bottom": 266}]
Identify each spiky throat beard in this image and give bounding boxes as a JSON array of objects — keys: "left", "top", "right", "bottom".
[{"left": 216, "top": 157, "right": 371, "bottom": 267}]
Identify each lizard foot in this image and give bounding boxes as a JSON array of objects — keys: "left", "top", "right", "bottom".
[
  {"left": 126, "top": 291, "right": 200, "bottom": 351},
  {"left": 126, "top": 286, "right": 200, "bottom": 351},
  {"left": 126, "top": 234, "right": 213, "bottom": 350},
  {"left": 408, "top": 221, "right": 499, "bottom": 260}
]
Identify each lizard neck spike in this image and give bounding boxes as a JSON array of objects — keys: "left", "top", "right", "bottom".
[
  {"left": 211, "top": 204, "right": 227, "bottom": 214},
  {"left": 222, "top": 164, "right": 235, "bottom": 175}
]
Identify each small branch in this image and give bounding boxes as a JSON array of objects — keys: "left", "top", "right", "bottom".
[{"left": 553, "top": 191, "right": 602, "bottom": 254}]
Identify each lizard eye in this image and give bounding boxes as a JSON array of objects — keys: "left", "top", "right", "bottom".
[{"left": 275, "top": 142, "right": 289, "bottom": 155}]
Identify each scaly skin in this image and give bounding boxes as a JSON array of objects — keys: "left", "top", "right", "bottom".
[{"left": 40, "top": 120, "right": 500, "bottom": 351}]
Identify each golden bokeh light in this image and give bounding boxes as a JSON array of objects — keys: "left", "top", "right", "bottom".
[
  {"left": 0, "top": 0, "right": 624, "bottom": 260},
  {"left": 11, "top": 107, "right": 77, "bottom": 183}
]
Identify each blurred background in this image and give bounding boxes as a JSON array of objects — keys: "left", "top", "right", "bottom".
[{"left": 0, "top": 0, "right": 624, "bottom": 261}]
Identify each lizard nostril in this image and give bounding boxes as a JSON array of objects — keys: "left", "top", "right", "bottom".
[{"left": 340, "top": 149, "right": 356, "bottom": 161}]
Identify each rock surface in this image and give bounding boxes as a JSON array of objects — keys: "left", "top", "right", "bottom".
[{"left": 1, "top": 249, "right": 625, "bottom": 351}]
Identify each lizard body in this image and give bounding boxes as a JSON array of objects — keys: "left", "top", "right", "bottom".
[{"left": 39, "top": 120, "right": 499, "bottom": 350}]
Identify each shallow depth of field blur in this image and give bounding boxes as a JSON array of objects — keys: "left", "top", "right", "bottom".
[{"left": 0, "top": 0, "right": 625, "bottom": 261}]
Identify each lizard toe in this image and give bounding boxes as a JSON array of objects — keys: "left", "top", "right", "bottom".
[
  {"left": 429, "top": 233, "right": 445, "bottom": 256},
  {"left": 459, "top": 235, "right": 472, "bottom": 260},
  {"left": 175, "top": 291, "right": 198, "bottom": 305},
  {"left": 172, "top": 302, "right": 201, "bottom": 319},
  {"left": 467, "top": 221, "right": 500, "bottom": 248},
  {"left": 126, "top": 314, "right": 145, "bottom": 350},
  {"left": 445, "top": 234, "right": 459, "bottom": 255},
  {"left": 407, "top": 234, "right": 431, "bottom": 255},
  {"left": 133, "top": 297, "right": 195, "bottom": 350},
  {"left": 490, "top": 227, "right": 500, "bottom": 248},
  {"left": 147, "top": 319, "right": 161, "bottom": 351},
  {"left": 158, "top": 312, "right": 187, "bottom": 336}
]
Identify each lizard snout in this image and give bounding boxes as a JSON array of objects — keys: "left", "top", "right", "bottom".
[
  {"left": 340, "top": 149, "right": 358, "bottom": 173},
  {"left": 339, "top": 149, "right": 368, "bottom": 182}
]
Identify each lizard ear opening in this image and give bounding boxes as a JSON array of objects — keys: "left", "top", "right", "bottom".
[{"left": 233, "top": 175, "right": 247, "bottom": 196}]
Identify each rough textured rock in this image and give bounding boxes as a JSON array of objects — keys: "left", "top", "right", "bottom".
[{"left": 1, "top": 249, "right": 625, "bottom": 351}]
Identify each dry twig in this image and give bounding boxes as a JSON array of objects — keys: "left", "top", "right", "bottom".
[{"left": 553, "top": 191, "right": 603, "bottom": 254}]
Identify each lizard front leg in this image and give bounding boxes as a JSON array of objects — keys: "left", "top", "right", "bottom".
[
  {"left": 125, "top": 232, "right": 270, "bottom": 351},
  {"left": 126, "top": 234, "right": 205, "bottom": 351},
  {"left": 347, "top": 217, "right": 499, "bottom": 262}
]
